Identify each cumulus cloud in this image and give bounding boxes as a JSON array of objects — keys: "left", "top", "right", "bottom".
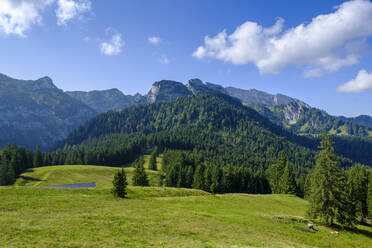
[
  {"left": 56, "top": 0, "right": 91, "bottom": 26},
  {"left": 193, "top": 0, "right": 372, "bottom": 75},
  {"left": 148, "top": 36, "right": 161, "bottom": 44},
  {"left": 337, "top": 69, "right": 372, "bottom": 92},
  {"left": 303, "top": 69, "right": 324, "bottom": 78},
  {"left": 0, "top": 0, "right": 54, "bottom": 36},
  {"left": 100, "top": 33, "right": 123, "bottom": 55},
  {"left": 0, "top": 0, "right": 92, "bottom": 36}
]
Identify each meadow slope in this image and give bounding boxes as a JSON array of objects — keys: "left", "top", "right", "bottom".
[{"left": 1, "top": 165, "right": 371, "bottom": 247}]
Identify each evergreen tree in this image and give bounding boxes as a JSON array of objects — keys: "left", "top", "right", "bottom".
[
  {"left": 111, "top": 168, "right": 128, "bottom": 198},
  {"left": 33, "top": 145, "right": 43, "bottom": 167},
  {"left": 222, "top": 166, "right": 234, "bottom": 193},
  {"left": 185, "top": 166, "right": 194, "bottom": 188},
  {"left": 176, "top": 165, "right": 187, "bottom": 188},
  {"left": 307, "top": 134, "right": 356, "bottom": 227},
  {"left": 347, "top": 165, "right": 369, "bottom": 223},
  {"left": 211, "top": 166, "right": 222, "bottom": 194},
  {"left": 303, "top": 172, "right": 313, "bottom": 199},
  {"left": 279, "top": 162, "right": 298, "bottom": 195},
  {"left": 192, "top": 165, "right": 204, "bottom": 190},
  {"left": 0, "top": 158, "right": 9, "bottom": 186},
  {"left": 267, "top": 152, "right": 287, "bottom": 193},
  {"left": 203, "top": 167, "right": 212, "bottom": 192},
  {"left": 367, "top": 171, "right": 372, "bottom": 219},
  {"left": 132, "top": 161, "right": 149, "bottom": 186},
  {"left": 165, "top": 166, "right": 177, "bottom": 187},
  {"left": 148, "top": 147, "right": 158, "bottom": 170}
]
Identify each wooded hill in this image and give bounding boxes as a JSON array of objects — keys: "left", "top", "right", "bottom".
[{"left": 55, "top": 93, "right": 371, "bottom": 172}]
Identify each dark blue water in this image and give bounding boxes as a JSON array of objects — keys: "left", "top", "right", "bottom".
[{"left": 45, "top": 182, "right": 96, "bottom": 188}]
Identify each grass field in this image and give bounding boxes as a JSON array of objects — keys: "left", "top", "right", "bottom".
[
  {"left": 1, "top": 165, "right": 371, "bottom": 247},
  {"left": 15, "top": 165, "right": 160, "bottom": 188}
]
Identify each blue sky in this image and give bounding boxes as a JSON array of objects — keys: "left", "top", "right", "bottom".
[{"left": 1, "top": 0, "right": 372, "bottom": 116}]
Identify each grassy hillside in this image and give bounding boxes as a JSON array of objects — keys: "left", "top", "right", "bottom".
[
  {"left": 15, "top": 165, "right": 160, "bottom": 188},
  {"left": 0, "top": 186, "right": 371, "bottom": 247}
]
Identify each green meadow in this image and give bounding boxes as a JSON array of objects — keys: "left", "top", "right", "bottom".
[
  {"left": 14, "top": 165, "right": 160, "bottom": 188},
  {"left": 0, "top": 165, "right": 371, "bottom": 247}
]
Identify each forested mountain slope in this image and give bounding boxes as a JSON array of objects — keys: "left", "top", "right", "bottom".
[
  {"left": 246, "top": 101, "right": 372, "bottom": 137},
  {"left": 58, "top": 94, "right": 356, "bottom": 173},
  {"left": 339, "top": 115, "right": 372, "bottom": 128},
  {"left": 2, "top": 72, "right": 372, "bottom": 152}
]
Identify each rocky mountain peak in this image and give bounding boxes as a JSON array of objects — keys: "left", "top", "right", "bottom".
[
  {"left": 147, "top": 80, "right": 191, "bottom": 103},
  {"left": 34, "top": 76, "right": 57, "bottom": 90},
  {"left": 186, "top": 78, "right": 226, "bottom": 95}
]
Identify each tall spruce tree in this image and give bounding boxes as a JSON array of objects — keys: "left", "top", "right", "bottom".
[
  {"left": 111, "top": 168, "right": 128, "bottom": 198},
  {"left": 33, "top": 145, "right": 43, "bottom": 167},
  {"left": 211, "top": 166, "right": 222, "bottom": 194},
  {"left": 347, "top": 165, "right": 369, "bottom": 223},
  {"left": 279, "top": 162, "right": 298, "bottom": 195},
  {"left": 0, "top": 156, "right": 9, "bottom": 186},
  {"left": 148, "top": 147, "right": 158, "bottom": 171},
  {"left": 185, "top": 166, "right": 194, "bottom": 188},
  {"left": 267, "top": 152, "right": 287, "bottom": 193},
  {"left": 307, "top": 134, "right": 356, "bottom": 227},
  {"left": 192, "top": 165, "right": 204, "bottom": 190},
  {"left": 132, "top": 161, "right": 149, "bottom": 186},
  {"left": 368, "top": 171, "right": 372, "bottom": 219},
  {"left": 203, "top": 167, "right": 212, "bottom": 192}
]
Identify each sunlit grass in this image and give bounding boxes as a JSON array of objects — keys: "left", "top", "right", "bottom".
[
  {"left": 1, "top": 185, "right": 371, "bottom": 247},
  {"left": 15, "top": 165, "right": 160, "bottom": 188}
]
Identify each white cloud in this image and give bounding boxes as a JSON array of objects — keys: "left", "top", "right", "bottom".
[
  {"left": 303, "top": 69, "right": 324, "bottom": 78},
  {"left": 56, "top": 0, "right": 91, "bottom": 26},
  {"left": 0, "top": 0, "right": 92, "bottom": 36},
  {"left": 0, "top": 0, "right": 53, "bottom": 36},
  {"left": 148, "top": 36, "right": 161, "bottom": 44},
  {"left": 193, "top": 0, "right": 372, "bottom": 75},
  {"left": 159, "top": 55, "right": 169, "bottom": 64},
  {"left": 100, "top": 33, "right": 123, "bottom": 56},
  {"left": 337, "top": 69, "right": 372, "bottom": 92}
]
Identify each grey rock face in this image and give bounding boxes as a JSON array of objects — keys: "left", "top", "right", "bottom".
[
  {"left": 225, "top": 87, "right": 307, "bottom": 107},
  {"left": 146, "top": 80, "right": 192, "bottom": 103},
  {"left": 0, "top": 73, "right": 96, "bottom": 150},
  {"left": 66, "top": 89, "right": 146, "bottom": 113},
  {"left": 186, "top": 78, "right": 226, "bottom": 95},
  {"left": 281, "top": 101, "right": 310, "bottom": 124}
]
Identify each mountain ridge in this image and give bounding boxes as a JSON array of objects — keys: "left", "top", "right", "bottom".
[{"left": 1, "top": 72, "right": 371, "bottom": 151}]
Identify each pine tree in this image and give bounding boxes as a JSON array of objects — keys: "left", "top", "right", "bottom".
[
  {"left": 367, "top": 170, "right": 372, "bottom": 219},
  {"left": 211, "top": 166, "right": 222, "bottom": 194},
  {"left": 307, "top": 134, "right": 356, "bottom": 227},
  {"left": 33, "top": 145, "right": 43, "bottom": 167},
  {"left": 279, "top": 162, "right": 298, "bottom": 195},
  {"left": 0, "top": 156, "right": 8, "bottom": 186},
  {"left": 148, "top": 147, "right": 158, "bottom": 171},
  {"left": 185, "top": 166, "right": 194, "bottom": 188},
  {"left": 132, "top": 161, "right": 149, "bottom": 186},
  {"left": 222, "top": 166, "right": 234, "bottom": 193},
  {"left": 203, "top": 167, "right": 212, "bottom": 192},
  {"left": 111, "top": 168, "right": 128, "bottom": 198},
  {"left": 267, "top": 152, "right": 287, "bottom": 193},
  {"left": 347, "top": 165, "right": 369, "bottom": 223},
  {"left": 192, "top": 165, "right": 204, "bottom": 190}
]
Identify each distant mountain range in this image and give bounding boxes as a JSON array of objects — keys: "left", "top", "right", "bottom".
[
  {"left": 0, "top": 73, "right": 96, "bottom": 150},
  {"left": 1, "top": 72, "right": 371, "bottom": 150},
  {"left": 339, "top": 115, "right": 372, "bottom": 128}
]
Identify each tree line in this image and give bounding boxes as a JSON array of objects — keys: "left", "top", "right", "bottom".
[{"left": 0, "top": 144, "right": 42, "bottom": 185}]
